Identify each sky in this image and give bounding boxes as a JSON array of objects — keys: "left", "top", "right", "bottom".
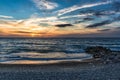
[{"left": 0, "top": 0, "right": 120, "bottom": 38}]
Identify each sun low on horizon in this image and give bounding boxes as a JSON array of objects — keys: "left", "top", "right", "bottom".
[{"left": 0, "top": 0, "right": 120, "bottom": 38}]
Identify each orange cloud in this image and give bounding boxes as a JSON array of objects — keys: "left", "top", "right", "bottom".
[{"left": 0, "top": 17, "right": 99, "bottom": 38}]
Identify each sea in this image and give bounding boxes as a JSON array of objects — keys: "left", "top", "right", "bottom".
[{"left": 0, "top": 38, "right": 120, "bottom": 64}]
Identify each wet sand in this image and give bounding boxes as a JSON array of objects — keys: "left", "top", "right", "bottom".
[{"left": 0, "top": 60, "right": 120, "bottom": 80}]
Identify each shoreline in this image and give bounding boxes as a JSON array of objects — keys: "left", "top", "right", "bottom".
[
  {"left": 0, "top": 60, "right": 119, "bottom": 80},
  {"left": 0, "top": 57, "right": 100, "bottom": 65},
  {"left": 0, "top": 58, "right": 105, "bottom": 68}
]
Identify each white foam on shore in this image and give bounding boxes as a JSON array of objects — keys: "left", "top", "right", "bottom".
[
  {"left": 11, "top": 52, "right": 91, "bottom": 58},
  {"left": 0, "top": 52, "right": 92, "bottom": 64},
  {"left": 0, "top": 58, "right": 92, "bottom": 64}
]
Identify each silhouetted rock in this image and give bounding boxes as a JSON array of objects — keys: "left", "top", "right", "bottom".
[
  {"left": 85, "top": 46, "right": 112, "bottom": 58},
  {"left": 85, "top": 46, "right": 120, "bottom": 63}
]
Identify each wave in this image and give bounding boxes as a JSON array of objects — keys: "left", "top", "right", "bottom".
[
  {"left": 0, "top": 38, "right": 120, "bottom": 64},
  {"left": 0, "top": 52, "right": 92, "bottom": 64}
]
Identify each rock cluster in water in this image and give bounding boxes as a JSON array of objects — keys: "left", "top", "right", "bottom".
[{"left": 85, "top": 46, "right": 120, "bottom": 63}]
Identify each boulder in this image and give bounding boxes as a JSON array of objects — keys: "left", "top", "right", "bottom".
[{"left": 85, "top": 46, "right": 112, "bottom": 58}]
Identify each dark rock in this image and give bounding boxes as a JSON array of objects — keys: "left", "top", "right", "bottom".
[
  {"left": 85, "top": 46, "right": 120, "bottom": 63},
  {"left": 85, "top": 46, "right": 112, "bottom": 58}
]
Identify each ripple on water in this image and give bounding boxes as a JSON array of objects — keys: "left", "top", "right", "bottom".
[{"left": 0, "top": 52, "right": 92, "bottom": 64}]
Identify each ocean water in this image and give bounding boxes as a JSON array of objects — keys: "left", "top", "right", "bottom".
[{"left": 0, "top": 38, "right": 120, "bottom": 64}]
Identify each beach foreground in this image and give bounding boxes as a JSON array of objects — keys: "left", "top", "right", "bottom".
[{"left": 0, "top": 61, "right": 120, "bottom": 80}]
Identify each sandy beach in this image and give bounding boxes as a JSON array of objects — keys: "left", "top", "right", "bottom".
[{"left": 0, "top": 61, "right": 120, "bottom": 80}]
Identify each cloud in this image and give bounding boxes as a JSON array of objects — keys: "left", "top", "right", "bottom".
[
  {"left": 55, "top": 27, "right": 120, "bottom": 38},
  {"left": 0, "top": 20, "right": 19, "bottom": 27},
  {"left": 32, "top": 0, "right": 58, "bottom": 10},
  {"left": 86, "top": 20, "right": 112, "bottom": 28},
  {"left": 55, "top": 24, "right": 73, "bottom": 28},
  {"left": 23, "top": 16, "right": 68, "bottom": 27},
  {"left": 93, "top": 11, "right": 115, "bottom": 17},
  {"left": 72, "top": 17, "right": 94, "bottom": 24},
  {"left": 56, "top": 1, "right": 112, "bottom": 16},
  {"left": 73, "top": 20, "right": 85, "bottom": 24},
  {"left": 83, "top": 17, "right": 94, "bottom": 21},
  {"left": 79, "top": 10, "right": 116, "bottom": 17},
  {"left": 0, "top": 16, "right": 73, "bottom": 37},
  {"left": 86, "top": 15, "right": 120, "bottom": 28},
  {"left": 13, "top": 30, "right": 49, "bottom": 35},
  {"left": 0, "top": 15, "right": 13, "bottom": 19},
  {"left": 98, "top": 29, "right": 111, "bottom": 32},
  {"left": 14, "top": 31, "right": 32, "bottom": 34},
  {"left": 59, "top": 13, "right": 93, "bottom": 19}
]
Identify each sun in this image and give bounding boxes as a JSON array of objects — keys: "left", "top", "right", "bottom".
[{"left": 31, "top": 34, "right": 35, "bottom": 37}]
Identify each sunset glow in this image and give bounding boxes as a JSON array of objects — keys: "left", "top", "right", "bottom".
[{"left": 0, "top": 0, "right": 120, "bottom": 37}]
